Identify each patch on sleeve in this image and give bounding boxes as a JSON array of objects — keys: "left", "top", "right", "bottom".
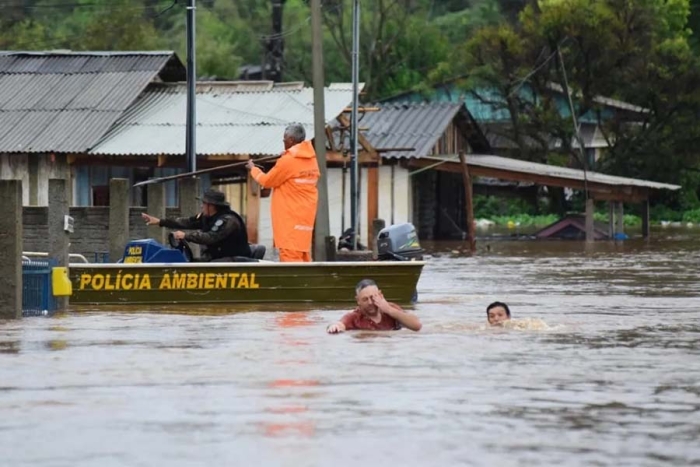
[{"left": 211, "top": 219, "right": 225, "bottom": 232}]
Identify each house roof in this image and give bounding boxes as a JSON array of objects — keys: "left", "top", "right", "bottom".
[
  {"left": 90, "top": 81, "right": 361, "bottom": 157},
  {"left": 419, "top": 154, "right": 681, "bottom": 191},
  {"left": 0, "top": 51, "right": 184, "bottom": 153},
  {"left": 381, "top": 82, "right": 646, "bottom": 125},
  {"left": 331, "top": 102, "right": 489, "bottom": 159},
  {"left": 481, "top": 121, "right": 609, "bottom": 150}
]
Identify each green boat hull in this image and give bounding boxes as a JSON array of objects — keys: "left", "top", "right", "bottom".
[{"left": 68, "top": 261, "right": 425, "bottom": 306}]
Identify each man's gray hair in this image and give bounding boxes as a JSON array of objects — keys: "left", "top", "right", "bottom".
[
  {"left": 284, "top": 123, "right": 306, "bottom": 144},
  {"left": 355, "top": 278, "right": 377, "bottom": 295}
]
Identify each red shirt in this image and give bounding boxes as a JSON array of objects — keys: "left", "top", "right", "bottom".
[{"left": 339, "top": 307, "right": 402, "bottom": 331}]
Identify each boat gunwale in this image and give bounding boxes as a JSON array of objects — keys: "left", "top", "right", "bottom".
[{"left": 69, "top": 261, "right": 427, "bottom": 269}]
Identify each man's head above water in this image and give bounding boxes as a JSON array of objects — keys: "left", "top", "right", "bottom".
[
  {"left": 486, "top": 301, "right": 511, "bottom": 326},
  {"left": 355, "top": 279, "right": 382, "bottom": 317}
]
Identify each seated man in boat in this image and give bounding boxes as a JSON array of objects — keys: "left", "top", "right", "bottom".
[
  {"left": 326, "top": 279, "right": 422, "bottom": 333},
  {"left": 486, "top": 301, "right": 511, "bottom": 326},
  {"left": 141, "top": 188, "right": 252, "bottom": 262}
]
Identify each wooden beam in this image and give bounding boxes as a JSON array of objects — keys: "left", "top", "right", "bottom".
[
  {"left": 367, "top": 166, "right": 379, "bottom": 245},
  {"left": 157, "top": 154, "right": 168, "bottom": 167},
  {"left": 641, "top": 198, "right": 650, "bottom": 239},
  {"left": 407, "top": 158, "right": 649, "bottom": 203},
  {"left": 342, "top": 107, "right": 380, "bottom": 112},
  {"left": 246, "top": 172, "right": 260, "bottom": 244},
  {"left": 336, "top": 114, "right": 380, "bottom": 162},
  {"left": 67, "top": 154, "right": 77, "bottom": 165},
  {"left": 326, "top": 150, "right": 376, "bottom": 165},
  {"left": 458, "top": 151, "right": 476, "bottom": 253}
]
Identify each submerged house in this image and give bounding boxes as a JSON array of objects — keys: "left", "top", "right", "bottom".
[{"left": 0, "top": 51, "right": 186, "bottom": 206}]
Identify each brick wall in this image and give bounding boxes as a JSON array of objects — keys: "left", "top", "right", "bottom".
[{"left": 23, "top": 207, "right": 182, "bottom": 260}]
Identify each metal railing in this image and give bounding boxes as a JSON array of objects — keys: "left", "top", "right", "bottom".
[{"left": 22, "top": 251, "right": 89, "bottom": 264}]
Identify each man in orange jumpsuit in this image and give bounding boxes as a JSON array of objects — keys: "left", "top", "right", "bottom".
[{"left": 246, "top": 123, "right": 320, "bottom": 262}]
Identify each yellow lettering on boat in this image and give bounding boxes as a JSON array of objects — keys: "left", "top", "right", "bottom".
[
  {"left": 159, "top": 274, "right": 171, "bottom": 290},
  {"left": 104, "top": 274, "right": 115, "bottom": 291},
  {"left": 92, "top": 274, "right": 104, "bottom": 290},
  {"left": 228, "top": 273, "right": 240, "bottom": 287},
  {"left": 172, "top": 273, "right": 186, "bottom": 289},
  {"left": 128, "top": 246, "right": 142, "bottom": 255},
  {"left": 77, "top": 271, "right": 261, "bottom": 291},
  {"left": 124, "top": 256, "right": 142, "bottom": 263}
]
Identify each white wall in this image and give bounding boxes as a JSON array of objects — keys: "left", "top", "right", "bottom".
[
  {"left": 0, "top": 154, "right": 30, "bottom": 205},
  {"left": 255, "top": 164, "right": 413, "bottom": 251},
  {"left": 37, "top": 154, "right": 70, "bottom": 206}
]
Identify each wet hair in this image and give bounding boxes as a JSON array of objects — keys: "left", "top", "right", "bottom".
[
  {"left": 486, "top": 301, "right": 511, "bottom": 318},
  {"left": 355, "top": 278, "right": 377, "bottom": 295},
  {"left": 284, "top": 123, "right": 306, "bottom": 144}
]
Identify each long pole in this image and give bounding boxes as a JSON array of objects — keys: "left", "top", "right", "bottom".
[
  {"left": 350, "top": 0, "right": 360, "bottom": 249},
  {"left": 186, "top": 0, "right": 197, "bottom": 173},
  {"left": 311, "top": 0, "right": 330, "bottom": 261}
]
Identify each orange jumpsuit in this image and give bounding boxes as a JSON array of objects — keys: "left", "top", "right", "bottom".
[{"left": 250, "top": 140, "right": 319, "bottom": 262}]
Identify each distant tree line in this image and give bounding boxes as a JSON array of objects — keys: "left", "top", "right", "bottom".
[{"left": 2, "top": 0, "right": 700, "bottom": 209}]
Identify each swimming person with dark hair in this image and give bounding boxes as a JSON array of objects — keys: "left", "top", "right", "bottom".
[
  {"left": 486, "top": 301, "right": 511, "bottom": 326},
  {"left": 326, "top": 279, "right": 422, "bottom": 334}
]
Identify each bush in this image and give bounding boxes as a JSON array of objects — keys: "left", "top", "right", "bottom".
[{"left": 682, "top": 208, "right": 700, "bottom": 223}]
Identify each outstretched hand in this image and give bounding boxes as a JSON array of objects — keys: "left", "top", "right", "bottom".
[
  {"left": 245, "top": 160, "right": 255, "bottom": 170},
  {"left": 142, "top": 213, "right": 160, "bottom": 226}
]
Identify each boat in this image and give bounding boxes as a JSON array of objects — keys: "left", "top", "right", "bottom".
[{"left": 67, "top": 225, "right": 425, "bottom": 306}]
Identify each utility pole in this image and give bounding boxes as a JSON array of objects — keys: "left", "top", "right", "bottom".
[
  {"left": 186, "top": 0, "right": 197, "bottom": 173},
  {"left": 350, "top": 0, "right": 360, "bottom": 249},
  {"left": 311, "top": 0, "right": 330, "bottom": 261}
]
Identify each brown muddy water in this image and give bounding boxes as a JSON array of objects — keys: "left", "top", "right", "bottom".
[{"left": 1, "top": 227, "right": 699, "bottom": 467}]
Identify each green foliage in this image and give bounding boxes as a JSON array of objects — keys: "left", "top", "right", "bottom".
[{"left": 473, "top": 194, "right": 537, "bottom": 218}]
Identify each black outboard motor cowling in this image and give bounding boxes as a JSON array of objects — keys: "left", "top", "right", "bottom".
[{"left": 377, "top": 223, "right": 423, "bottom": 261}]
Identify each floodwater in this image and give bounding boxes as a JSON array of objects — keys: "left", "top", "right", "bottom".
[{"left": 1, "top": 227, "right": 699, "bottom": 467}]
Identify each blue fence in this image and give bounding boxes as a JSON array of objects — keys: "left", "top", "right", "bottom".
[{"left": 22, "top": 259, "right": 57, "bottom": 317}]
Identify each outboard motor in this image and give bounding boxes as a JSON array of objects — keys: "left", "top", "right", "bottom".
[
  {"left": 376, "top": 223, "right": 424, "bottom": 261},
  {"left": 120, "top": 239, "right": 188, "bottom": 263}
]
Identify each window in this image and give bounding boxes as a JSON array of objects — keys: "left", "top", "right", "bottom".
[{"left": 92, "top": 185, "right": 109, "bottom": 206}]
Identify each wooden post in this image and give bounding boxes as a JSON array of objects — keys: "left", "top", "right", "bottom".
[
  {"left": 108, "top": 178, "right": 129, "bottom": 262},
  {"left": 147, "top": 180, "right": 166, "bottom": 245},
  {"left": 367, "top": 165, "right": 379, "bottom": 251},
  {"left": 608, "top": 201, "right": 614, "bottom": 239},
  {"left": 48, "top": 179, "right": 69, "bottom": 311},
  {"left": 246, "top": 172, "right": 260, "bottom": 244},
  {"left": 325, "top": 236, "right": 337, "bottom": 262},
  {"left": 179, "top": 177, "right": 200, "bottom": 258},
  {"left": 0, "top": 180, "right": 22, "bottom": 319},
  {"left": 458, "top": 151, "right": 476, "bottom": 253},
  {"left": 585, "top": 198, "right": 595, "bottom": 242},
  {"left": 615, "top": 201, "right": 624, "bottom": 237},
  {"left": 641, "top": 199, "right": 650, "bottom": 239}
]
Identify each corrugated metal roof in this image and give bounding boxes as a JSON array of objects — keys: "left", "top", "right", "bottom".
[
  {"left": 482, "top": 122, "right": 607, "bottom": 150},
  {"left": 422, "top": 154, "right": 681, "bottom": 191},
  {"left": 331, "top": 102, "right": 465, "bottom": 158},
  {"left": 90, "top": 82, "right": 361, "bottom": 156},
  {"left": 0, "top": 51, "right": 184, "bottom": 153}
]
